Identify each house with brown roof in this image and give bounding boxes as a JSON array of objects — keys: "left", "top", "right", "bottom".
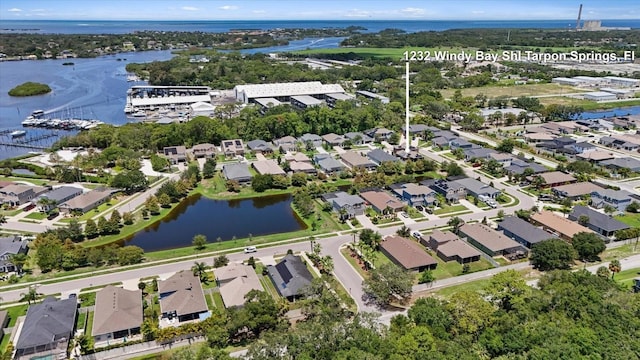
[
  {"left": 531, "top": 171, "right": 577, "bottom": 188},
  {"left": 284, "top": 152, "right": 311, "bottom": 163},
  {"left": 59, "top": 188, "right": 114, "bottom": 214},
  {"left": 379, "top": 236, "right": 437, "bottom": 272},
  {"left": 191, "top": 143, "right": 216, "bottom": 158},
  {"left": 340, "top": 151, "right": 377, "bottom": 171},
  {"left": 425, "top": 229, "right": 459, "bottom": 250},
  {"left": 458, "top": 223, "right": 527, "bottom": 257},
  {"left": 529, "top": 211, "right": 594, "bottom": 241},
  {"left": 92, "top": 286, "right": 143, "bottom": 347},
  {"left": 0, "top": 184, "right": 49, "bottom": 206},
  {"left": 252, "top": 160, "right": 286, "bottom": 176},
  {"left": 163, "top": 146, "right": 187, "bottom": 164},
  {"left": 158, "top": 271, "right": 209, "bottom": 327},
  {"left": 360, "top": 190, "right": 405, "bottom": 214},
  {"left": 215, "top": 263, "right": 263, "bottom": 308},
  {"left": 289, "top": 161, "right": 317, "bottom": 174},
  {"left": 221, "top": 139, "right": 245, "bottom": 157},
  {"left": 552, "top": 182, "right": 603, "bottom": 199},
  {"left": 437, "top": 240, "right": 482, "bottom": 264},
  {"left": 322, "top": 133, "right": 346, "bottom": 146}
]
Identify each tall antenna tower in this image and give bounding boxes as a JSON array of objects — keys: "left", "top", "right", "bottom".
[{"left": 576, "top": 4, "right": 583, "bottom": 31}]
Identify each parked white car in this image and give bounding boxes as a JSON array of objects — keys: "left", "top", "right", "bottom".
[{"left": 244, "top": 246, "right": 257, "bottom": 253}]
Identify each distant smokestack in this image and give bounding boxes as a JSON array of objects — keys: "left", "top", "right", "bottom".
[{"left": 576, "top": 4, "right": 583, "bottom": 30}]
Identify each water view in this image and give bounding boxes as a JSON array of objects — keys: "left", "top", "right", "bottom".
[{"left": 120, "top": 193, "right": 306, "bottom": 252}]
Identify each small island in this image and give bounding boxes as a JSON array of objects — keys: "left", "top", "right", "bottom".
[{"left": 8, "top": 82, "right": 51, "bottom": 97}]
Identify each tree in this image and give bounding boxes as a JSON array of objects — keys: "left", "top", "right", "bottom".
[
  {"left": 418, "top": 270, "right": 435, "bottom": 284},
  {"left": 572, "top": 232, "right": 606, "bottom": 262},
  {"left": 35, "top": 234, "right": 63, "bottom": 272},
  {"left": 608, "top": 259, "right": 621, "bottom": 279},
  {"left": 145, "top": 195, "right": 160, "bottom": 215},
  {"left": 110, "top": 169, "right": 148, "bottom": 194},
  {"left": 192, "top": 261, "right": 210, "bottom": 282},
  {"left": 496, "top": 139, "right": 516, "bottom": 153},
  {"left": 577, "top": 214, "right": 590, "bottom": 226},
  {"left": 122, "top": 211, "right": 135, "bottom": 225},
  {"left": 213, "top": 255, "right": 229, "bottom": 268},
  {"left": 192, "top": 234, "right": 207, "bottom": 250},
  {"left": 20, "top": 286, "right": 40, "bottom": 305},
  {"left": 362, "top": 263, "right": 413, "bottom": 306},
  {"left": 138, "top": 281, "right": 147, "bottom": 292},
  {"left": 396, "top": 225, "right": 411, "bottom": 238},
  {"left": 626, "top": 201, "right": 640, "bottom": 213},
  {"left": 84, "top": 218, "right": 98, "bottom": 238},
  {"left": 530, "top": 239, "right": 575, "bottom": 271},
  {"left": 226, "top": 180, "right": 241, "bottom": 192},
  {"left": 158, "top": 193, "right": 171, "bottom": 208},
  {"left": 150, "top": 153, "right": 170, "bottom": 172},
  {"left": 109, "top": 210, "right": 121, "bottom": 227},
  {"left": 603, "top": 204, "right": 616, "bottom": 215},
  {"left": 117, "top": 245, "right": 144, "bottom": 265},
  {"left": 359, "top": 228, "right": 382, "bottom": 250},
  {"left": 10, "top": 253, "right": 27, "bottom": 273},
  {"left": 252, "top": 174, "right": 274, "bottom": 192},
  {"left": 291, "top": 172, "right": 308, "bottom": 187},
  {"left": 447, "top": 216, "right": 463, "bottom": 233},
  {"left": 202, "top": 157, "right": 217, "bottom": 178},
  {"left": 497, "top": 209, "right": 505, "bottom": 220},
  {"left": 443, "top": 161, "right": 464, "bottom": 177},
  {"left": 484, "top": 269, "right": 530, "bottom": 311},
  {"left": 446, "top": 290, "right": 494, "bottom": 335},
  {"left": 596, "top": 266, "right": 611, "bottom": 278}
]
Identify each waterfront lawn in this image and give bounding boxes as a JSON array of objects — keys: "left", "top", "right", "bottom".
[
  {"left": 433, "top": 204, "right": 468, "bottom": 215},
  {"left": 195, "top": 174, "right": 292, "bottom": 200}
]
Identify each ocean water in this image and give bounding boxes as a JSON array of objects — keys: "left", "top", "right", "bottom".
[{"left": 2, "top": 19, "right": 639, "bottom": 35}]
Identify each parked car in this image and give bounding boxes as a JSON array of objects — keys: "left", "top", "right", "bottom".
[
  {"left": 244, "top": 246, "right": 257, "bottom": 254},
  {"left": 416, "top": 205, "right": 424, "bottom": 211},
  {"left": 412, "top": 231, "right": 423, "bottom": 239},
  {"left": 487, "top": 201, "right": 498, "bottom": 209},
  {"left": 400, "top": 212, "right": 409, "bottom": 218}
]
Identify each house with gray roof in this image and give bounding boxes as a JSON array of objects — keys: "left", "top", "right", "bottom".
[
  {"left": 322, "top": 191, "right": 364, "bottom": 219},
  {"left": 158, "top": 271, "right": 209, "bottom": 325},
  {"left": 92, "top": 286, "right": 143, "bottom": 346},
  {"left": 246, "top": 139, "right": 273, "bottom": 154},
  {"left": 15, "top": 297, "right": 77, "bottom": 360},
  {"left": 314, "top": 154, "right": 346, "bottom": 174},
  {"left": 222, "top": 163, "right": 253, "bottom": 184},
  {"left": 321, "top": 133, "right": 346, "bottom": 146},
  {"left": 0, "top": 236, "right": 27, "bottom": 273},
  {"left": 340, "top": 151, "right": 377, "bottom": 171},
  {"left": 431, "top": 136, "right": 450, "bottom": 149},
  {"left": 163, "top": 146, "right": 187, "bottom": 164},
  {"left": 568, "top": 205, "right": 630, "bottom": 238},
  {"left": 403, "top": 124, "right": 437, "bottom": 136},
  {"left": 449, "top": 138, "right": 474, "bottom": 149},
  {"left": 454, "top": 177, "right": 501, "bottom": 199},
  {"left": 365, "top": 128, "right": 394, "bottom": 141},
  {"left": 464, "top": 147, "right": 498, "bottom": 161},
  {"left": 345, "top": 132, "right": 373, "bottom": 145},
  {"left": 0, "top": 184, "right": 49, "bottom": 206},
  {"left": 422, "top": 179, "right": 467, "bottom": 203},
  {"left": 59, "top": 188, "right": 114, "bottom": 214},
  {"left": 497, "top": 216, "right": 553, "bottom": 248},
  {"left": 432, "top": 130, "right": 458, "bottom": 141},
  {"left": 458, "top": 223, "right": 527, "bottom": 257},
  {"left": 505, "top": 158, "right": 548, "bottom": 175},
  {"left": 599, "top": 157, "right": 640, "bottom": 172},
  {"left": 590, "top": 188, "right": 635, "bottom": 212},
  {"left": 552, "top": 182, "right": 603, "bottom": 199},
  {"left": 267, "top": 254, "right": 314, "bottom": 301},
  {"left": 390, "top": 183, "right": 438, "bottom": 207},
  {"left": 298, "top": 133, "right": 323, "bottom": 148},
  {"left": 273, "top": 136, "right": 298, "bottom": 152},
  {"left": 367, "top": 149, "right": 401, "bottom": 165},
  {"left": 34, "top": 186, "right": 83, "bottom": 212}
]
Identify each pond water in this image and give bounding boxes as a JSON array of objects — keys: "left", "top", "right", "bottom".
[
  {"left": 119, "top": 193, "right": 306, "bottom": 252},
  {"left": 11, "top": 168, "right": 37, "bottom": 176}
]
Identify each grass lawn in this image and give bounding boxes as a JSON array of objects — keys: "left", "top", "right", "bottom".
[
  {"left": 341, "top": 247, "right": 368, "bottom": 279},
  {"left": 86, "top": 311, "right": 94, "bottom": 336},
  {"left": 440, "top": 83, "right": 579, "bottom": 100},
  {"left": 0, "top": 333, "right": 10, "bottom": 355},
  {"left": 5, "top": 303, "right": 28, "bottom": 327},
  {"left": 79, "top": 292, "right": 97, "bottom": 307},
  {"left": 25, "top": 211, "right": 47, "bottom": 220},
  {"left": 614, "top": 267, "right": 640, "bottom": 289},
  {"left": 429, "top": 257, "right": 494, "bottom": 282},
  {"left": 433, "top": 204, "right": 468, "bottom": 215},
  {"left": 212, "top": 291, "right": 225, "bottom": 309},
  {"left": 0, "top": 208, "right": 23, "bottom": 217},
  {"left": 494, "top": 257, "right": 510, "bottom": 266},
  {"left": 600, "top": 243, "right": 640, "bottom": 262},
  {"left": 539, "top": 97, "right": 640, "bottom": 110},
  {"left": 615, "top": 212, "right": 640, "bottom": 228},
  {"left": 76, "top": 311, "right": 88, "bottom": 332},
  {"left": 0, "top": 176, "right": 52, "bottom": 186},
  {"left": 431, "top": 278, "right": 491, "bottom": 298}
]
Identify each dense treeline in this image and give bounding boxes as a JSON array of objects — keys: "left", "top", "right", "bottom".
[
  {"left": 341, "top": 28, "right": 640, "bottom": 53},
  {"left": 244, "top": 270, "right": 640, "bottom": 360}
]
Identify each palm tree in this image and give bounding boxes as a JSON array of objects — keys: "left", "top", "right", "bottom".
[
  {"left": 191, "top": 261, "right": 210, "bottom": 282},
  {"left": 609, "top": 259, "right": 621, "bottom": 279},
  {"left": 20, "top": 286, "right": 39, "bottom": 305},
  {"left": 396, "top": 225, "right": 411, "bottom": 238},
  {"left": 37, "top": 197, "right": 57, "bottom": 212},
  {"left": 447, "top": 216, "right": 464, "bottom": 234}
]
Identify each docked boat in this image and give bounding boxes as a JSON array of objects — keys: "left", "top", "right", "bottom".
[
  {"left": 132, "top": 110, "right": 146, "bottom": 118},
  {"left": 11, "top": 130, "right": 26, "bottom": 138},
  {"left": 124, "top": 104, "right": 134, "bottom": 113}
]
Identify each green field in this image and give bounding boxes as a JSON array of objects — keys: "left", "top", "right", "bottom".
[
  {"left": 539, "top": 97, "right": 640, "bottom": 110},
  {"left": 616, "top": 212, "right": 640, "bottom": 228},
  {"left": 440, "top": 83, "right": 580, "bottom": 100},
  {"left": 614, "top": 267, "right": 640, "bottom": 288}
]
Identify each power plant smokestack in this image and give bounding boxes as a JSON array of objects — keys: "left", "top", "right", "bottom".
[{"left": 576, "top": 4, "right": 583, "bottom": 30}]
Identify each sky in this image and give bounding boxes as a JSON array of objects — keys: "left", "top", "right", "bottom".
[{"left": 0, "top": 0, "right": 638, "bottom": 21}]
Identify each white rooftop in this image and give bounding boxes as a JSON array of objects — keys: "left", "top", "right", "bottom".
[
  {"left": 235, "top": 82, "right": 345, "bottom": 101},
  {"left": 130, "top": 94, "right": 211, "bottom": 107}
]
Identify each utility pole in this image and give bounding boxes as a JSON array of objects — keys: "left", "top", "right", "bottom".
[{"left": 405, "top": 61, "right": 410, "bottom": 153}]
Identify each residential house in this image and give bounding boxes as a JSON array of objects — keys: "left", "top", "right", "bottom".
[
  {"left": 215, "top": 263, "right": 263, "bottom": 308},
  {"left": 284, "top": 152, "right": 311, "bottom": 163},
  {"left": 576, "top": 150, "right": 615, "bottom": 163},
  {"left": 314, "top": 154, "right": 346, "bottom": 174},
  {"left": 158, "top": 271, "right": 209, "bottom": 325},
  {"left": 449, "top": 138, "right": 474, "bottom": 149},
  {"left": 163, "top": 146, "right": 187, "bottom": 164},
  {"left": 437, "top": 240, "right": 482, "bottom": 264},
  {"left": 505, "top": 159, "right": 548, "bottom": 175},
  {"left": 33, "top": 186, "right": 83, "bottom": 212},
  {"left": 458, "top": 223, "right": 527, "bottom": 257},
  {"left": 359, "top": 190, "right": 405, "bottom": 214},
  {"left": 252, "top": 160, "right": 286, "bottom": 176},
  {"left": 390, "top": 183, "right": 438, "bottom": 207},
  {"left": 0, "top": 236, "right": 28, "bottom": 273},
  {"left": 59, "top": 188, "right": 113, "bottom": 214},
  {"left": 552, "top": 182, "right": 603, "bottom": 200},
  {"left": 365, "top": 128, "right": 394, "bottom": 141},
  {"left": 532, "top": 171, "right": 577, "bottom": 188},
  {"left": 568, "top": 205, "right": 630, "bottom": 238},
  {"left": 403, "top": 124, "right": 437, "bottom": 137},
  {"left": 221, "top": 139, "right": 245, "bottom": 157},
  {"left": 425, "top": 229, "right": 459, "bottom": 250},
  {"left": 538, "top": 137, "right": 576, "bottom": 151},
  {"left": 431, "top": 136, "right": 450, "bottom": 149},
  {"left": 340, "top": 151, "right": 377, "bottom": 171},
  {"left": 599, "top": 135, "right": 640, "bottom": 151},
  {"left": 599, "top": 158, "right": 640, "bottom": 173},
  {"left": 222, "top": 163, "right": 253, "bottom": 184},
  {"left": 191, "top": 143, "right": 216, "bottom": 158},
  {"left": 267, "top": 254, "right": 314, "bottom": 301},
  {"left": 432, "top": 130, "right": 458, "bottom": 141},
  {"left": 590, "top": 188, "right": 635, "bottom": 212},
  {"left": 488, "top": 153, "right": 515, "bottom": 167},
  {"left": 423, "top": 179, "right": 467, "bottom": 203},
  {"left": 367, "top": 149, "right": 401, "bottom": 165},
  {"left": 289, "top": 161, "right": 317, "bottom": 174},
  {"left": 497, "top": 216, "right": 553, "bottom": 248},
  {"left": 0, "top": 184, "right": 49, "bottom": 206},
  {"left": 322, "top": 191, "right": 365, "bottom": 219},
  {"left": 15, "top": 297, "right": 77, "bottom": 360},
  {"left": 92, "top": 286, "right": 143, "bottom": 346},
  {"left": 394, "top": 148, "right": 423, "bottom": 161},
  {"left": 454, "top": 177, "right": 501, "bottom": 199},
  {"left": 344, "top": 132, "right": 373, "bottom": 145},
  {"left": 298, "top": 133, "right": 323, "bottom": 149},
  {"left": 464, "top": 147, "right": 498, "bottom": 161},
  {"left": 246, "top": 140, "right": 273, "bottom": 154},
  {"left": 322, "top": 133, "right": 346, "bottom": 147},
  {"left": 273, "top": 136, "right": 298, "bottom": 152},
  {"left": 380, "top": 236, "right": 437, "bottom": 272},
  {"left": 524, "top": 132, "right": 557, "bottom": 143},
  {"left": 529, "top": 211, "right": 594, "bottom": 241}
]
